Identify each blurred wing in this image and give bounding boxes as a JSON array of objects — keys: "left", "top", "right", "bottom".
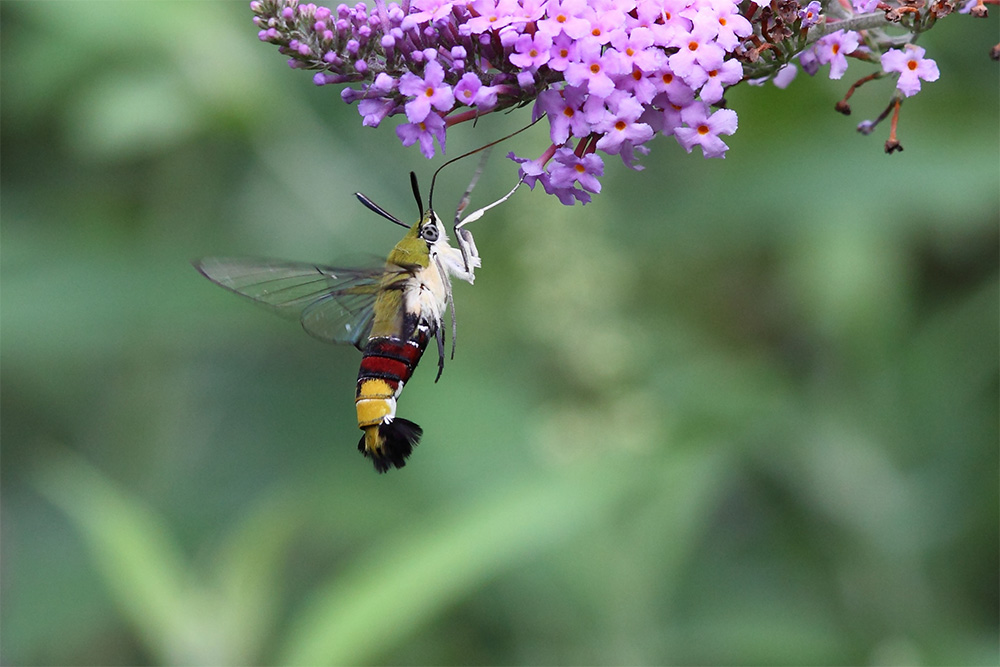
[
  {"left": 301, "top": 289, "right": 378, "bottom": 349},
  {"left": 194, "top": 257, "right": 389, "bottom": 348}
]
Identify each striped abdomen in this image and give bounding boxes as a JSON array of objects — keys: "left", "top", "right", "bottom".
[{"left": 355, "top": 328, "right": 430, "bottom": 471}]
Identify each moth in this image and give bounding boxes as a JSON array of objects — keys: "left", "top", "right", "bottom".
[{"left": 195, "top": 165, "right": 521, "bottom": 472}]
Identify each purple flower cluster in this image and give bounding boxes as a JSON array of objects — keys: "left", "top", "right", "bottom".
[
  {"left": 253, "top": 0, "right": 751, "bottom": 203},
  {"left": 251, "top": 0, "right": 988, "bottom": 202},
  {"left": 707, "top": 0, "right": 970, "bottom": 154},
  {"left": 771, "top": 23, "right": 939, "bottom": 96}
]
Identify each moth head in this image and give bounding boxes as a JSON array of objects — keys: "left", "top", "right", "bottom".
[{"left": 417, "top": 210, "right": 444, "bottom": 245}]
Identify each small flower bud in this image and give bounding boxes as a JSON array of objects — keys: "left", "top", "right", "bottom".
[{"left": 316, "top": 72, "right": 350, "bottom": 85}]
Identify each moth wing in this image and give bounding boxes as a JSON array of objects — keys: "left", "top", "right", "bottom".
[
  {"left": 300, "top": 288, "right": 379, "bottom": 349},
  {"left": 194, "top": 257, "right": 395, "bottom": 349}
]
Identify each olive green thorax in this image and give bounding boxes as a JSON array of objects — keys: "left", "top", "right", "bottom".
[
  {"left": 369, "top": 210, "right": 439, "bottom": 339},
  {"left": 386, "top": 210, "right": 436, "bottom": 269}
]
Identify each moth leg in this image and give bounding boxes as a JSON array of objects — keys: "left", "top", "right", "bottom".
[
  {"left": 453, "top": 150, "right": 490, "bottom": 227},
  {"left": 434, "top": 323, "right": 446, "bottom": 383},
  {"left": 454, "top": 175, "right": 525, "bottom": 273},
  {"left": 452, "top": 153, "right": 489, "bottom": 275},
  {"left": 437, "top": 244, "right": 477, "bottom": 285},
  {"left": 433, "top": 253, "right": 460, "bottom": 360},
  {"left": 456, "top": 228, "right": 481, "bottom": 276}
]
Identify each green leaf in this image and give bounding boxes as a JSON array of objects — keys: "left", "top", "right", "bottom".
[
  {"left": 32, "top": 447, "right": 193, "bottom": 664},
  {"left": 278, "top": 449, "right": 726, "bottom": 666}
]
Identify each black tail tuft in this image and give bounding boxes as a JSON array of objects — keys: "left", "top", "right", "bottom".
[{"left": 358, "top": 418, "right": 423, "bottom": 473}]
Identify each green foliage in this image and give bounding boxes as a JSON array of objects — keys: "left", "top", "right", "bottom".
[{"left": 2, "top": 1, "right": 997, "bottom": 665}]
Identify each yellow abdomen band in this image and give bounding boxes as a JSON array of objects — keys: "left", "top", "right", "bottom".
[{"left": 356, "top": 379, "right": 395, "bottom": 428}]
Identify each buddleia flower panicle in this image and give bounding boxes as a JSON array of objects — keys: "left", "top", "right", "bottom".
[{"left": 252, "top": 0, "right": 996, "bottom": 205}]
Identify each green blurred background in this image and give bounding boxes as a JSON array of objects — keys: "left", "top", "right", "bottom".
[{"left": 2, "top": 2, "right": 997, "bottom": 664}]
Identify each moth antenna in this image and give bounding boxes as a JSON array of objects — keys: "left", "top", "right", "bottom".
[
  {"left": 428, "top": 115, "right": 543, "bottom": 212},
  {"left": 355, "top": 192, "right": 409, "bottom": 229},
  {"left": 410, "top": 172, "right": 424, "bottom": 218}
]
